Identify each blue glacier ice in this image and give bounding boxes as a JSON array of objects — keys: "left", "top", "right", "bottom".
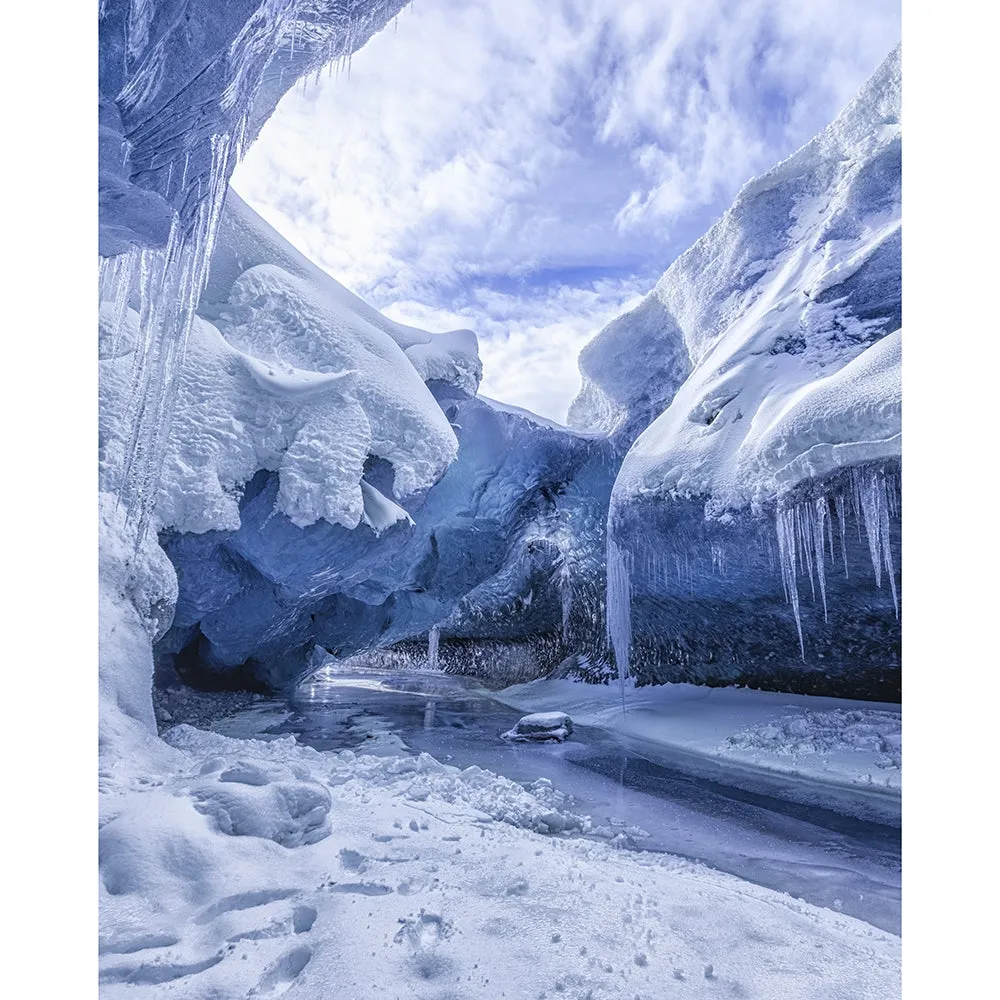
[{"left": 99, "top": 2, "right": 901, "bottom": 707}]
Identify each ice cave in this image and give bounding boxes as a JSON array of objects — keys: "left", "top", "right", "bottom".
[{"left": 97, "top": 3, "right": 904, "bottom": 997}]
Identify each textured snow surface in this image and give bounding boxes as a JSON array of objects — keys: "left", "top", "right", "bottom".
[
  {"left": 723, "top": 708, "right": 901, "bottom": 770},
  {"left": 756, "top": 328, "right": 901, "bottom": 489},
  {"left": 100, "top": 722, "right": 900, "bottom": 999},
  {"left": 205, "top": 191, "right": 482, "bottom": 399}
]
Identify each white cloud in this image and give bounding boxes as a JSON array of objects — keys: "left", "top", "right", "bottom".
[
  {"left": 385, "top": 277, "right": 649, "bottom": 422},
  {"left": 233, "top": 0, "right": 900, "bottom": 421}
]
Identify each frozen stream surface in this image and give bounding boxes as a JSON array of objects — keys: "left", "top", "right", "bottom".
[{"left": 207, "top": 669, "right": 901, "bottom": 936}]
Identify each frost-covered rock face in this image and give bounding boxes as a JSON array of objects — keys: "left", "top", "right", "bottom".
[{"left": 591, "top": 47, "right": 902, "bottom": 697}]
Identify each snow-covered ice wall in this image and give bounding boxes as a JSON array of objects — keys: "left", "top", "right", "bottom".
[
  {"left": 582, "top": 46, "right": 902, "bottom": 698},
  {"left": 98, "top": 0, "right": 422, "bottom": 738},
  {"left": 99, "top": 1, "right": 901, "bottom": 707},
  {"left": 99, "top": 0, "right": 411, "bottom": 537},
  {"left": 101, "top": 193, "right": 611, "bottom": 690},
  {"left": 98, "top": 0, "right": 615, "bottom": 703}
]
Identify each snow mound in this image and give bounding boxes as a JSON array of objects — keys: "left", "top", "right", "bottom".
[
  {"left": 328, "top": 750, "right": 595, "bottom": 837},
  {"left": 205, "top": 192, "right": 482, "bottom": 399},
  {"left": 189, "top": 757, "right": 332, "bottom": 847},
  {"left": 220, "top": 263, "right": 459, "bottom": 501},
  {"left": 755, "top": 328, "right": 901, "bottom": 489},
  {"left": 502, "top": 712, "right": 574, "bottom": 743}
]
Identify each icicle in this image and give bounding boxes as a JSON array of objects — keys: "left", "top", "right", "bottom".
[
  {"left": 878, "top": 482, "right": 899, "bottom": 618},
  {"left": 606, "top": 532, "right": 632, "bottom": 712},
  {"left": 104, "top": 248, "right": 139, "bottom": 358},
  {"left": 799, "top": 504, "right": 816, "bottom": 602},
  {"left": 858, "top": 469, "right": 883, "bottom": 589},
  {"left": 113, "top": 116, "right": 240, "bottom": 540},
  {"left": 427, "top": 626, "right": 440, "bottom": 671},
  {"left": 559, "top": 562, "right": 573, "bottom": 645},
  {"left": 825, "top": 499, "right": 835, "bottom": 562},
  {"left": 812, "top": 497, "right": 828, "bottom": 622},
  {"left": 835, "top": 493, "right": 849, "bottom": 578},
  {"left": 775, "top": 505, "right": 805, "bottom": 660}
]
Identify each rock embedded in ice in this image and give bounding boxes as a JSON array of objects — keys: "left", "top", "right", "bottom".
[{"left": 502, "top": 712, "right": 574, "bottom": 743}]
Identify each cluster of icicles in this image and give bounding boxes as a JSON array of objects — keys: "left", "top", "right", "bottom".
[
  {"left": 99, "top": 126, "right": 240, "bottom": 541},
  {"left": 605, "top": 463, "right": 900, "bottom": 691},
  {"left": 776, "top": 463, "right": 899, "bottom": 659},
  {"left": 100, "top": 0, "right": 399, "bottom": 540}
]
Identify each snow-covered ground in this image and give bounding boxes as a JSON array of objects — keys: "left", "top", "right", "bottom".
[
  {"left": 100, "top": 722, "right": 900, "bottom": 999},
  {"left": 496, "top": 678, "right": 901, "bottom": 810}
]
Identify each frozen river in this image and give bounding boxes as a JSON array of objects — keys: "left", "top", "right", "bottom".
[{"left": 211, "top": 669, "right": 901, "bottom": 935}]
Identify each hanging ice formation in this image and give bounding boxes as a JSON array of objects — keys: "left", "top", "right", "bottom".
[
  {"left": 99, "top": 1, "right": 396, "bottom": 540},
  {"left": 775, "top": 463, "right": 900, "bottom": 658},
  {"left": 103, "top": 128, "right": 241, "bottom": 542},
  {"left": 427, "top": 626, "right": 440, "bottom": 671},
  {"left": 549, "top": 545, "right": 574, "bottom": 645},
  {"left": 605, "top": 530, "right": 632, "bottom": 711},
  {"left": 559, "top": 562, "right": 573, "bottom": 645}
]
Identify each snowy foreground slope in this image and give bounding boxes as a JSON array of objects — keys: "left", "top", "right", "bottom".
[
  {"left": 101, "top": 725, "right": 900, "bottom": 999},
  {"left": 583, "top": 47, "right": 901, "bottom": 697},
  {"left": 100, "top": 513, "right": 900, "bottom": 998}
]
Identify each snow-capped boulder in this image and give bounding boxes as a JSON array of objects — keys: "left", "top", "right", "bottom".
[{"left": 502, "top": 712, "right": 574, "bottom": 743}]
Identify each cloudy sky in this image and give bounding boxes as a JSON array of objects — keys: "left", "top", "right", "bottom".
[{"left": 233, "top": 0, "right": 900, "bottom": 422}]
